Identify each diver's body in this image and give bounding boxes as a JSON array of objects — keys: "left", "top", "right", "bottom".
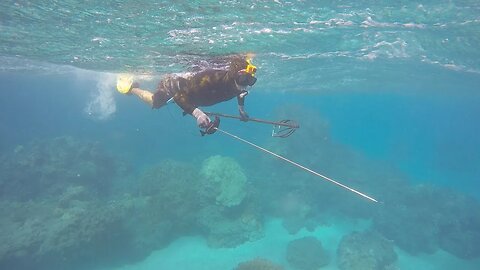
[{"left": 123, "top": 56, "right": 257, "bottom": 130}]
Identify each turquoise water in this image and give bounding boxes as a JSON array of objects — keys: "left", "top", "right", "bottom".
[{"left": 1, "top": 1, "right": 480, "bottom": 270}]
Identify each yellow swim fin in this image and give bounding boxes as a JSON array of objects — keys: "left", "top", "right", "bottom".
[{"left": 116, "top": 74, "right": 134, "bottom": 94}]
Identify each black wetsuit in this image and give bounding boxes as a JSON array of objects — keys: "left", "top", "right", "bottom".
[{"left": 152, "top": 68, "right": 246, "bottom": 114}]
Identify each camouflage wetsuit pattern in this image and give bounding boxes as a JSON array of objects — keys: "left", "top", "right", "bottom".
[{"left": 152, "top": 58, "right": 249, "bottom": 114}]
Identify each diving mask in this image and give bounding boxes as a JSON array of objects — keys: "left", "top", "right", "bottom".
[
  {"left": 237, "top": 59, "right": 257, "bottom": 86},
  {"left": 237, "top": 72, "right": 257, "bottom": 86}
]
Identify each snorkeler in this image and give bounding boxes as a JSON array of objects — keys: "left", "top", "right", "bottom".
[
  {"left": 116, "top": 56, "right": 378, "bottom": 203},
  {"left": 116, "top": 55, "right": 257, "bottom": 134}
]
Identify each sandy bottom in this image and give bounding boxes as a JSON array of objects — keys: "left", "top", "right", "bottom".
[{"left": 110, "top": 218, "right": 479, "bottom": 270}]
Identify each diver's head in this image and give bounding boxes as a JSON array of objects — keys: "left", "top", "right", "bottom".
[{"left": 235, "top": 59, "right": 257, "bottom": 87}]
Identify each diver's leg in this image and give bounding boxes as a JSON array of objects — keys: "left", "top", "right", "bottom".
[{"left": 130, "top": 87, "right": 154, "bottom": 107}]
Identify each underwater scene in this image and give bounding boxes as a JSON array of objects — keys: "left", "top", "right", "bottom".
[{"left": 1, "top": 1, "right": 480, "bottom": 270}]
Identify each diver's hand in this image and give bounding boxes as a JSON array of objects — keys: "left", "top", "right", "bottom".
[
  {"left": 192, "top": 108, "right": 211, "bottom": 128},
  {"left": 238, "top": 105, "right": 249, "bottom": 122},
  {"left": 201, "top": 116, "right": 220, "bottom": 136}
]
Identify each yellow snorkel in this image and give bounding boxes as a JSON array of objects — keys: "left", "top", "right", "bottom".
[
  {"left": 245, "top": 59, "right": 257, "bottom": 76},
  {"left": 236, "top": 58, "right": 257, "bottom": 86}
]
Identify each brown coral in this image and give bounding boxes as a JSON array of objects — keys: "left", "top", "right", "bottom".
[
  {"left": 286, "top": 236, "right": 330, "bottom": 270},
  {"left": 337, "top": 230, "right": 397, "bottom": 270},
  {"left": 234, "top": 258, "right": 284, "bottom": 270}
]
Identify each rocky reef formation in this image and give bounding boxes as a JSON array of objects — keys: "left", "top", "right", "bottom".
[
  {"left": 336, "top": 230, "right": 397, "bottom": 270},
  {"left": 197, "top": 155, "right": 263, "bottom": 247},
  {"left": 373, "top": 184, "right": 480, "bottom": 259},
  {"left": 0, "top": 191, "right": 137, "bottom": 269},
  {"left": 286, "top": 236, "right": 330, "bottom": 270},
  {"left": 274, "top": 191, "right": 328, "bottom": 235},
  {"left": 128, "top": 159, "right": 202, "bottom": 253},
  {"left": 257, "top": 106, "right": 393, "bottom": 233},
  {"left": 2, "top": 120, "right": 479, "bottom": 270},
  {"left": 259, "top": 107, "right": 480, "bottom": 261},
  {"left": 200, "top": 155, "right": 247, "bottom": 207},
  {"left": 197, "top": 201, "right": 264, "bottom": 248},
  {"left": 0, "top": 136, "right": 138, "bottom": 269},
  {"left": 234, "top": 258, "right": 284, "bottom": 270},
  {"left": 0, "top": 139, "right": 265, "bottom": 269},
  {"left": 127, "top": 155, "right": 264, "bottom": 249},
  {"left": 0, "top": 136, "right": 127, "bottom": 200}
]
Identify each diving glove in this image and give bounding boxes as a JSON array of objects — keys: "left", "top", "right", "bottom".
[
  {"left": 192, "top": 108, "right": 211, "bottom": 129},
  {"left": 200, "top": 116, "right": 220, "bottom": 136}
]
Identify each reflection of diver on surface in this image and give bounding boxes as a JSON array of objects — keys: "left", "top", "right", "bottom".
[{"left": 117, "top": 55, "right": 257, "bottom": 135}]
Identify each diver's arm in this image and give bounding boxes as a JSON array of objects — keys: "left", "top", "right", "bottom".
[
  {"left": 237, "top": 91, "right": 249, "bottom": 121},
  {"left": 173, "top": 91, "right": 196, "bottom": 115},
  {"left": 174, "top": 91, "right": 211, "bottom": 128}
]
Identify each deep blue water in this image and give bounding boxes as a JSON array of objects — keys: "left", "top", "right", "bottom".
[{"left": 1, "top": 1, "right": 480, "bottom": 270}]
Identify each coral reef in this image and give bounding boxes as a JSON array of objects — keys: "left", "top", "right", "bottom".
[
  {"left": 197, "top": 202, "right": 264, "bottom": 248},
  {"left": 436, "top": 190, "right": 480, "bottom": 260},
  {"left": 2, "top": 122, "right": 478, "bottom": 270},
  {"left": 373, "top": 184, "right": 480, "bottom": 259},
  {"left": 256, "top": 107, "right": 397, "bottom": 233},
  {"left": 195, "top": 155, "right": 264, "bottom": 248},
  {"left": 135, "top": 157, "right": 263, "bottom": 249},
  {"left": 137, "top": 159, "right": 200, "bottom": 224},
  {"left": 336, "top": 230, "right": 397, "bottom": 270},
  {"left": 258, "top": 108, "right": 480, "bottom": 261},
  {"left": 200, "top": 155, "right": 247, "bottom": 207},
  {"left": 0, "top": 136, "right": 127, "bottom": 200},
  {"left": 286, "top": 236, "right": 330, "bottom": 270},
  {"left": 373, "top": 184, "right": 439, "bottom": 255},
  {"left": 0, "top": 193, "right": 137, "bottom": 270},
  {"left": 129, "top": 159, "right": 201, "bottom": 252},
  {"left": 0, "top": 136, "right": 136, "bottom": 269},
  {"left": 234, "top": 257, "right": 284, "bottom": 270},
  {"left": 273, "top": 192, "right": 323, "bottom": 234}
]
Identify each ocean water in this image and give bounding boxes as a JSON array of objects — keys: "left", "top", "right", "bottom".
[{"left": 1, "top": 1, "right": 480, "bottom": 270}]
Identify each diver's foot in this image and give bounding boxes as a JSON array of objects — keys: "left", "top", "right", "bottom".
[
  {"left": 116, "top": 75, "right": 135, "bottom": 95},
  {"left": 128, "top": 82, "right": 140, "bottom": 95}
]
